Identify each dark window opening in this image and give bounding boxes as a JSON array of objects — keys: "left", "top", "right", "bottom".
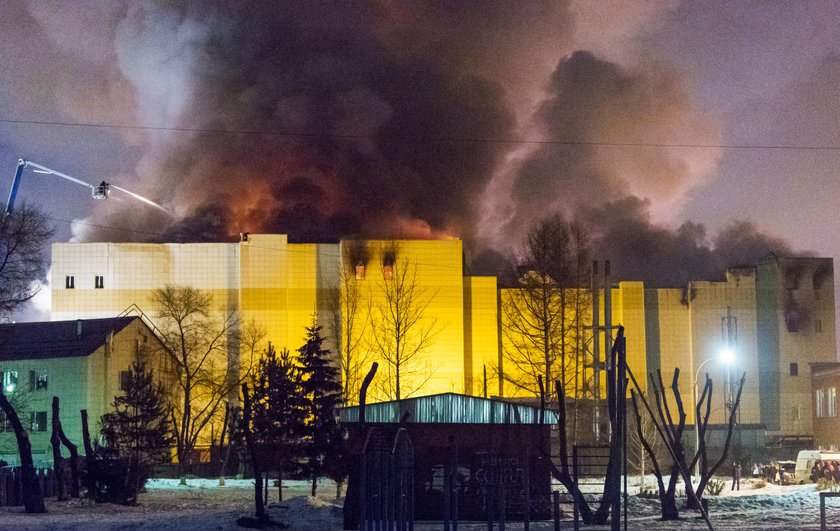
[
  {"left": 790, "top": 362, "right": 799, "bottom": 376},
  {"left": 120, "top": 371, "right": 131, "bottom": 392},
  {"left": 65, "top": 275, "right": 75, "bottom": 289},
  {"left": 30, "top": 411, "right": 47, "bottom": 432},
  {"left": 95, "top": 275, "right": 104, "bottom": 289}
]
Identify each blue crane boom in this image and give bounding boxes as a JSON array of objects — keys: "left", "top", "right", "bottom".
[{"left": 4, "top": 159, "right": 167, "bottom": 216}]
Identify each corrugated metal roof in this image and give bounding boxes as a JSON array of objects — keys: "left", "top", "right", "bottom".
[{"left": 339, "top": 392, "right": 558, "bottom": 424}]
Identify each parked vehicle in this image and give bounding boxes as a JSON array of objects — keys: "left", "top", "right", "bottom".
[{"left": 794, "top": 450, "right": 840, "bottom": 483}]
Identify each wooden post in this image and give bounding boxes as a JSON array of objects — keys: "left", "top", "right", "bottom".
[{"left": 523, "top": 450, "right": 530, "bottom": 531}]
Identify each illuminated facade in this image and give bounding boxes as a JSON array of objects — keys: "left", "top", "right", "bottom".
[{"left": 51, "top": 238, "right": 835, "bottom": 440}]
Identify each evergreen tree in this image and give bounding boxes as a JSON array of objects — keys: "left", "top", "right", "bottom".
[
  {"left": 298, "top": 321, "right": 343, "bottom": 496},
  {"left": 251, "top": 344, "right": 307, "bottom": 501},
  {"left": 98, "top": 361, "right": 172, "bottom": 504}
]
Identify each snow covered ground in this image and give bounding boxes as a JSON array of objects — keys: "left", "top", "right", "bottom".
[{"left": 0, "top": 476, "right": 838, "bottom": 530}]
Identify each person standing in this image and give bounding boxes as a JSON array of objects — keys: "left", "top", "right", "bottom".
[{"left": 732, "top": 461, "right": 742, "bottom": 491}]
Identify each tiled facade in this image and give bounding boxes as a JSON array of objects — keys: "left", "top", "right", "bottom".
[{"left": 51, "top": 238, "right": 836, "bottom": 440}]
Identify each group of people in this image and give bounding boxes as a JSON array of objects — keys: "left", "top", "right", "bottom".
[
  {"left": 752, "top": 462, "right": 793, "bottom": 485},
  {"left": 810, "top": 460, "right": 840, "bottom": 483}
]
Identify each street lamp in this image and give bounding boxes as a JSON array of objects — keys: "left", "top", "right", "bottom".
[{"left": 693, "top": 349, "right": 735, "bottom": 478}]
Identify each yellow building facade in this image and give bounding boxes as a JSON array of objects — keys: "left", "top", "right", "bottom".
[{"left": 51, "top": 238, "right": 835, "bottom": 441}]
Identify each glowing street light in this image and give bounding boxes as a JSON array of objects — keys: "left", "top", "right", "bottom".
[{"left": 693, "top": 348, "right": 735, "bottom": 479}]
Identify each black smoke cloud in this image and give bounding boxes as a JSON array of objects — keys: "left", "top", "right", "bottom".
[
  {"left": 499, "top": 50, "right": 721, "bottom": 238},
  {"left": 580, "top": 196, "right": 797, "bottom": 287},
  {"left": 8, "top": 2, "right": 802, "bottom": 287},
  {"left": 83, "top": 2, "right": 555, "bottom": 243},
  {"left": 474, "top": 196, "right": 800, "bottom": 288}
]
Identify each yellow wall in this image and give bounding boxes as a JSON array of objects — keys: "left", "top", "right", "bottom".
[
  {"left": 463, "top": 276, "right": 499, "bottom": 397},
  {"left": 339, "top": 239, "right": 465, "bottom": 400}
]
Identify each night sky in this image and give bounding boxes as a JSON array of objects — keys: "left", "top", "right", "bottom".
[{"left": 3, "top": 1, "right": 840, "bottom": 319}]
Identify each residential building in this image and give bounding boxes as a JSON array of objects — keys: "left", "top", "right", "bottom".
[{"left": 0, "top": 317, "right": 167, "bottom": 466}]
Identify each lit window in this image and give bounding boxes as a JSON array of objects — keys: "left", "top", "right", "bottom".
[
  {"left": 383, "top": 263, "right": 393, "bottom": 280},
  {"left": 95, "top": 275, "right": 104, "bottom": 289},
  {"left": 817, "top": 388, "right": 826, "bottom": 417},
  {"left": 790, "top": 363, "right": 798, "bottom": 376},
  {"left": 65, "top": 276, "right": 75, "bottom": 289},
  {"left": 355, "top": 263, "right": 365, "bottom": 280},
  {"left": 2, "top": 371, "right": 18, "bottom": 393},
  {"left": 830, "top": 387, "right": 837, "bottom": 417},
  {"left": 29, "top": 411, "right": 47, "bottom": 432},
  {"left": 29, "top": 370, "right": 47, "bottom": 391}
]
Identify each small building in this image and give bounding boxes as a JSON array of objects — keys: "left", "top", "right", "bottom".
[
  {"left": 0, "top": 317, "right": 168, "bottom": 466},
  {"left": 811, "top": 362, "right": 840, "bottom": 451},
  {"left": 340, "top": 393, "right": 558, "bottom": 521}
]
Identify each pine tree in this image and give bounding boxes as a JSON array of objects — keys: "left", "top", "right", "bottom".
[
  {"left": 298, "top": 321, "right": 343, "bottom": 496},
  {"left": 251, "top": 344, "right": 307, "bottom": 501},
  {"left": 98, "top": 361, "right": 172, "bottom": 504}
]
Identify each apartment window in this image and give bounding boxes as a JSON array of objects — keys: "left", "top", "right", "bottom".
[
  {"left": 95, "top": 275, "right": 104, "bottom": 289},
  {"left": 830, "top": 387, "right": 837, "bottom": 417},
  {"left": 817, "top": 388, "right": 826, "bottom": 417},
  {"left": 29, "top": 411, "right": 47, "bottom": 432},
  {"left": 816, "top": 319, "right": 823, "bottom": 333},
  {"left": 383, "top": 263, "right": 394, "bottom": 280},
  {"left": 28, "top": 370, "right": 47, "bottom": 391},
  {"left": 120, "top": 371, "right": 131, "bottom": 392},
  {"left": 790, "top": 363, "right": 799, "bottom": 376},
  {"left": 65, "top": 275, "right": 75, "bottom": 289},
  {"left": 355, "top": 263, "right": 366, "bottom": 280},
  {"left": 2, "top": 371, "right": 18, "bottom": 393},
  {"left": 792, "top": 405, "right": 801, "bottom": 421}
]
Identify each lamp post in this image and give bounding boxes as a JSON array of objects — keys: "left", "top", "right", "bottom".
[{"left": 693, "top": 347, "right": 735, "bottom": 479}]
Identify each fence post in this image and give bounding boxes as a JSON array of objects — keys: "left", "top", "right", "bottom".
[
  {"left": 523, "top": 450, "right": 530, "bottom": 531},
  {"left": 553, "top": 490, "right": 561, "bottom": 531}
]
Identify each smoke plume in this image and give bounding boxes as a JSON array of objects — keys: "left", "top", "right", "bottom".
[{"left": 4, "top": 2, "right": 804, "bottom": 287}]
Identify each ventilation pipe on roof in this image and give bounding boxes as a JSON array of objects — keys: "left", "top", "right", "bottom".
[{"left": 76, "top": 319, "right": 82, "bottom": 337}]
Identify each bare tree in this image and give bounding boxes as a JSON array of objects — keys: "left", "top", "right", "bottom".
[
  {"left": 326, "top": 255, "right": 373, "bottom": 406},
  {"left": 500, "top": 214, "right": 591, "bottom": 424},
  {"left": 0, "top": 204, "right": 54, "bottom": 316},
  {"left": 626, "top": 391, "right": 664, "bottom": 491},
  {"left": 150, "top": 285, "right": 240, "bottom": 479},
  {"left": 369, "top": 251, "right": 440, "bottom": 401}
]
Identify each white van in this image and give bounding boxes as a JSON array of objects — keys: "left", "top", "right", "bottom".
[{"left": 795, "top": 450, "right": 840, "bottom": 483}]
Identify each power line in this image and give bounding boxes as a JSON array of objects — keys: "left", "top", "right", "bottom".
[{"left": 4, "top": 116, "right": 840, "bottom": 151}]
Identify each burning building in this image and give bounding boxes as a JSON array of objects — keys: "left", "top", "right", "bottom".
[{"left": 50, "top": 237, "right": 835, "bottom": 448}]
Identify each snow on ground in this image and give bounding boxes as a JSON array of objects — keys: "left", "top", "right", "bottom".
[{"left": 1, "top": 476, "right": 840, "bottom": 530}]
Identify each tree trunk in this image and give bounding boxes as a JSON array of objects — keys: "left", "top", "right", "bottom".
[
  {"left": 53, "top": 397, "right": 80, "bottom": 498},
  {"left": 241, "top": 384, "right": 267, "bottom": 522},
  {"left": 0, "top": 391, "right": 45, "bottom": 513},
  {"left": 81, "top": 409, "right": 97, "bottom": 501},
  {"left": 51, "top": 398, "right": 67, "bottom": 501}
]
